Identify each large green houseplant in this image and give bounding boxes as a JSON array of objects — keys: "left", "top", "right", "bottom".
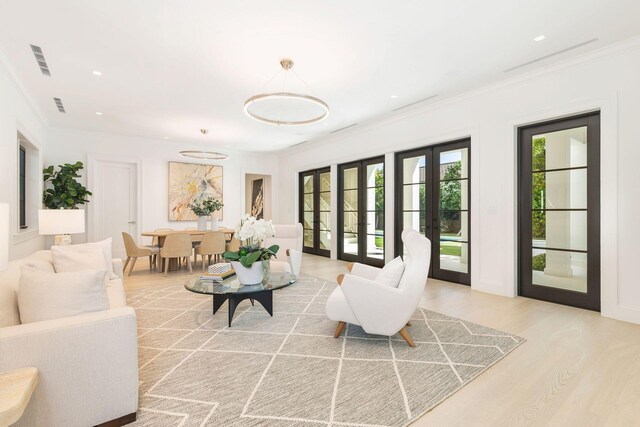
[{"left": 42, "top": 161, "right": 92, "bottom": 209}]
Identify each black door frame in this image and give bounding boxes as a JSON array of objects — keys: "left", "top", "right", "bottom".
[
  {"left": 338, "top": 156, "right": 385, "bottom": 268},
  {"left": 298, "top": 167, "right": 331, "bottom": 258},
  {"left": 394, "top": 138, "right": 471, "bottom": 285},
  {"left": 517, "top": 112, "right": 601, "bottom": 311}
]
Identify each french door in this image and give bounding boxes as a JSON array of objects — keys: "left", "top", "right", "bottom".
[
  {"left": 338, "top": 157, "right": 385, "bottom": 267},
  {"left": 518, "top": 113, "right": 600, "bottom": 311},
  {"left": 395, "top": 139, "right": 471, "bottom": 285},
  {"left": 299, "top": 168, "right": 331, "bottom": 257}
]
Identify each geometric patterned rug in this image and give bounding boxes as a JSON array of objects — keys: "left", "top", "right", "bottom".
[{"left": 126, "top": 275, "right": 525, "bottom": 426}]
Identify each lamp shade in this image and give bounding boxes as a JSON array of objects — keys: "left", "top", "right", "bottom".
[
  {"left": 38, "top": 209, "right": 85, "bottom": 235},
  {"left": 0, "top": 203, "right": 8, "bottom": 271}
]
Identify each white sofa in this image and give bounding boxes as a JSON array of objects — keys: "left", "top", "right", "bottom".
[
  {"left": 0, "top": 250, "right": 138, "bottom": 427},
  {"left": 264, "top": 223, "right": 303, "bottom": 277}
]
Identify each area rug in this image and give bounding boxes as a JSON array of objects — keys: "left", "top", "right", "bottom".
[{"left": 127, "top": 275, "right": 524, "bottom": 426}]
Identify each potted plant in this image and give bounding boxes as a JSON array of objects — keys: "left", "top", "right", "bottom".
[
  {"left": 43, "top": 162, "right": 92, "bottom": 209},
  {"left": 188, "top": 196, "right": 223, "bottom": 231},
  {"left": 223, "top": 215, "right": 279, "bottom": 285}
]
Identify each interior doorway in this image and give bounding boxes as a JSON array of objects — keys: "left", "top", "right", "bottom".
[{"left": 90, "top": 159, "right": 139, "bottom": 259}]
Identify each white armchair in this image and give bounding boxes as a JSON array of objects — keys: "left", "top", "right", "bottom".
[
  {"left": 264, "top": 224, "right": 303, "bottom": 277},
  {"left": 325, "top": 229, "right": 431, "bottom": 346}
]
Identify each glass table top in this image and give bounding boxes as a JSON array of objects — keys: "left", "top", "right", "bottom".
[{"left": 184, "top": 272, "right": 297, "bottom": 295}]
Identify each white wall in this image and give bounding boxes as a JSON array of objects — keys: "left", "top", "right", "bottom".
[
  {"left": 45, "top": 128, "right": 279, "bottom": 244},
  {"left": 0, "top": 55, "right": 48, "bottom": 260},
  {"left": 276, "top": 38, "right": 640, "bottom": 324}
]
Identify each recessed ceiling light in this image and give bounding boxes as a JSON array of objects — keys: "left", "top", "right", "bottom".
[
  {"left": 92, "top": 70, "right": 102, "bottom": 76},
  {"left": 390, "top": 95, "right": 398, "bottom": 99},
  {"left": 163, "top": 136, "right": 169, "bottom": 140},
  {"left": 225, "top": 144, "right": 231, "bottom": 147},
  {"left": 534, "top": 35, "right": 546, "bottom": 42},
  {"left": 95, "top": 112, "right": 103, "bottom": 116}
]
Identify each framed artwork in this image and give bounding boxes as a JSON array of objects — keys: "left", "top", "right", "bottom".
[
  {"left": 168, "top": 161, "right": 223, "bottom": 221},
  {"left": 250, "top": 178, "right": 264, "bottom": 219}
]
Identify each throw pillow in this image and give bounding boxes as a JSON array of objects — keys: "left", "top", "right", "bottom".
[
  {"left": 375, "top": 256, "right": 405, "bottom": 288},
  {"left": 18, "top": 266, "right": 110, "bottom": 323},
  {"left": 68, "top": 238, "right": 118, "bottom": 280},
  {"left": 51, "top": 246, "right": 107, "bottom": 274}
]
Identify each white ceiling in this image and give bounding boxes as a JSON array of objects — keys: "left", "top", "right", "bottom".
[{"left": 1, "top": 0, "right": 639, "bottom": 152}]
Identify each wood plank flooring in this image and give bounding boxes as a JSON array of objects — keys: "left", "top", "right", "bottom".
[{"left": 124, "top": 253, "right": 640, "bottom": 427}]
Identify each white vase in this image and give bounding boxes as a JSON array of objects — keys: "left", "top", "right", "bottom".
[
  {"left": 197, "top": 216, "right": 208, "bottom": 231},
  {"left": 210, "top": 218, "right": 219, "bottom": 231},
  {"left": 230, "top": 261, "right": 264, "bottom": 286}
]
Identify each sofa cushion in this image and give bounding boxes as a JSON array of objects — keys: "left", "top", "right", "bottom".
[
  {"left": 52, "top": 246, "right": 108, "bottom": 274},
  {"left": 375, "top": 256, "right": 405, "bottom": 288},
  {"left": 18, "top": 266, "right": 110, "bottom": 324}
]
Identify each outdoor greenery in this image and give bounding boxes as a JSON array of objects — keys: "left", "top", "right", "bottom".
[
  {"left": 42, "top": 162, "right": 92, "bottom": 209},
  {"left": 440, "top": 161, "right": 462, "bottom": 233},
  {"left": 532, "top": 253, "right": 546, "bottom": 271},
  {"left": 532, "top": 137, "right": 546, "bottom": 239},
  {"left": 440, "top": 241, "right": 462, "bottom": 257},
  {"left": 374, "top": 169, "right": 384, "bottom": 230},
  {"left": 188, "top": 196, "right": 223, "bottom": 217}
]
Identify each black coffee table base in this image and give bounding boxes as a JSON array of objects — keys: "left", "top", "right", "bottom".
[{"left": 213, "top": 290, "right": 273, "bottom": 327}]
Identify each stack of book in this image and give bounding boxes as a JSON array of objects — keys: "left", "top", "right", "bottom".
[{"left": 200, "top": 269, "right": 236, "bottom": 283}]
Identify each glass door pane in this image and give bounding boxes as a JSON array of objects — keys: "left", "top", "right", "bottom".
[
  {"left": 342, "top": 166, "right": 359, "bottom": 258},
  {"left": 518, "top": 113, "right": 600, "bottom": 311},
  {"left": 365, "top": 161, "right": 384, "bottom": 260},
  {"left": 436, "top": 146, "right": 469, "bottom": 276},
  {"left": 301, "top": 173, "right": 315, "bottom": 250},
  {"left": 318, "top": 171, "right": 331, "bottom": 253}
]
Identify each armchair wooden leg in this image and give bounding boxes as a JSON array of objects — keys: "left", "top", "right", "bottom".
[
  {"left": 334, "top": 321, "right": 347, "bottom": 338},
  {"left": 128, "top": 257, "right": 137, "bottom": 276},
  {"left": 398, "top": 327, "right": 416, "bottom": 347},
  {"left": 346, "top": 262, "right": 355, "bottom": 272},
  {"left": 337, "top": 273, "right": 345, "bottom": 286},
  {"left": 406, "top": 321, "right": 412, "bottom": 326}
]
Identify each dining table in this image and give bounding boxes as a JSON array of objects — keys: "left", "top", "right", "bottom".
[{"left": 141, "top": 228, "right": 236, "bottom": 271}]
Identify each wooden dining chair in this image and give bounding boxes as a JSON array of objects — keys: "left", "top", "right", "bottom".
[
  {"left": 160, "top": 233, "right": 193, "bottom": 275},
  {"left": 194, "top": 232, "right": 226, "bottom": 272},
  {"left": 148, "top": 228, "right": 173, "bottom": 247},
  {"left": 122, "top": 232, "right": 160, "bottom": 276},
  {"left": 226, "top": 237, "right": 241, "bottom": 253}
]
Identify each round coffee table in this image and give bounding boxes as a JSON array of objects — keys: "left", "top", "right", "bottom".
[{"left": 184, "top": 272, "right": 297, "bottom": 327}]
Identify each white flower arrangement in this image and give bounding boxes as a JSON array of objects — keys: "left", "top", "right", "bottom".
[{"left": 235, "top": 214, "right": 276, "bottom": 246}]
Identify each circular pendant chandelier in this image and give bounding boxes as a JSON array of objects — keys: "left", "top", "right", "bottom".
[
  {"left": 244, "top": 59, "right": 329, "bottom": 126},
  {"left": 179, "top": 129, "right": 229, "bottom": 160}
]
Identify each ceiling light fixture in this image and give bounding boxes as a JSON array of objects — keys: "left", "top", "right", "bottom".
[
  {"left": 92, "top": 70, "right": 102, "bottom": 76},
  {"left": 244, "top": 58, "right": 329, "bottom": 126},
  {"left": 95, "top": 112, "right": 103, "bottom": 116},
  {"left": 179, "top": 129, "right": 229, "bottom": 160},
  {"left": 534, "top": 35, "right": 546, "bottom": 42},
  {"left": 390, "top": 95, "right": 398, "bottom": 99}
]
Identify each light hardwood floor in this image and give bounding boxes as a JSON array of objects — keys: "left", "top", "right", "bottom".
[{"left": 124, "top": 253, "right": 640, "bottom": 427}]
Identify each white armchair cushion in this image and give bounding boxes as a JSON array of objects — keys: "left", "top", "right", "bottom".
[
  {"left": 18, "top": 267, "right": 110, "bottom": 324},
  {"left": 374, "top": 256, "right": 405, "bottom": 288}
]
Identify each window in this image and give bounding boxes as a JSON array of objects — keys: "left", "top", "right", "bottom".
[
  {"left": 16, "top": 132, "right": 40, "bottom": 236},
  {"left": 19, "top": 145, "right": 27, "bottom": 229}
]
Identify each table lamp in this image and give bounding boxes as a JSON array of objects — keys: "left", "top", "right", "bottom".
[
  {"left": 0, "top": 203, "right": 8, "bottom": 271},
  {"left": 38, "top": 209, "right": 85, "bottom": 246}
]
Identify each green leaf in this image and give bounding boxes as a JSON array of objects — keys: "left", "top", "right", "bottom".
[
  {"left": 223, "top": 251, "right": 240, "bottom": 261},
  {"left": 241, "top": 251, "right": 261, "bottom": 268},
  {"left": 267, "top": 245, "right": 280, "bottom": 254}
]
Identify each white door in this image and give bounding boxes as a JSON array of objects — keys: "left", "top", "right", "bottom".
[{"left": 92, "top": 160, "right": 138, "bottom": 259}]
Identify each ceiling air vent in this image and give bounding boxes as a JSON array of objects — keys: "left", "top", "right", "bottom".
[
  {"left": 504, "top": 38, "right": 599, "bottom": 72},
  {"left": 53, "top": 97, "right": 65, "bottom": 113},
  {"left": 30, "top": 44, "right": 51, "bottom": 76},
  {"left": 392, "top": 94, "right": 438, "bottom": 112},
  {"left": 330, "top": 123, "right": 358, "bottom": 134}
]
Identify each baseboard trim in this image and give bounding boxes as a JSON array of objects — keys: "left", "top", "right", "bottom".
[{"left": 94, "top": 412, "right": 137, "bottom": 427}]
